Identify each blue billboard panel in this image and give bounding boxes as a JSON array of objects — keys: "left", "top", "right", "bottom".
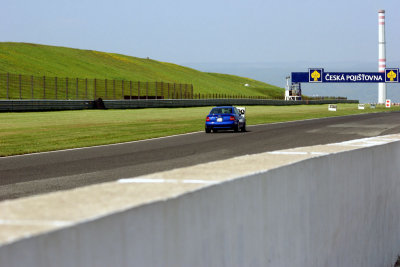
[
  {"left": 291, "top": 70, "right": 389, "bottom": 83},
  {"left": 291, "top": 72, "right": 309, "bottom": 83}
]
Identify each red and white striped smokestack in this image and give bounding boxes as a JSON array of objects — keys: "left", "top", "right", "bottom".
[{"left": 378, "top": 9, "right": 386, "bottom": 103}]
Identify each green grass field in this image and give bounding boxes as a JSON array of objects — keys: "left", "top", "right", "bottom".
[
  {"left": 0, "top": 42, "right": 283, "bottom": 98},
  {"left": 1, "top": 104, "right": 399, "bottom": 156}
]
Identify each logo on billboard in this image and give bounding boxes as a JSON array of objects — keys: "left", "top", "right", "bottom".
[
  {"left": 385, "top": 68, "right": 399, "bottom": 83},
  {"left": 309, "top": 69, "right": 323, "bottom": 82}
]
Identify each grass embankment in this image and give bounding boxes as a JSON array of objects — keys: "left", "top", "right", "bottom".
[
  {"left": 1, "top": 104, "right": 399, "bottom": 156},
  {"left": 0, "top": 42, "right": 283, "bottom": 98}
]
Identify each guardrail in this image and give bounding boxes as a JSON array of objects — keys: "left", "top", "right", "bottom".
[{"left": 0, "top": 99, "right": 359, "bottom": 112}]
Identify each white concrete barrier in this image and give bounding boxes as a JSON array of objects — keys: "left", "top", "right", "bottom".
[{"left": 1, "top": 135, "right": 400, "bottom": 267}]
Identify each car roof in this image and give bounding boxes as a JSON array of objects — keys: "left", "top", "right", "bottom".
[{"left": 213, "top": 106, "right": 235, "bottom": 108}]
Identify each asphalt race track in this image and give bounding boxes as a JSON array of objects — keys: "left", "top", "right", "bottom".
[{"left": 1, "top": 112, "right": 400, "bottom": 201}]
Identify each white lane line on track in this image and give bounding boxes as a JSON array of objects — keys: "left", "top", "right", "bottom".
[
  {"left": 268, "top": 151, "right": 308, "bottom": 155},
  {"left": 0, "top": 219, "right": 72, "bottom": 227},
  {"left": 329, "top": 136, "right": 400, "bottom": 147},
  {"left": 2, "top": 131, "right": 203, "bottom": 159},
  {"left": 268, "top": 151, "right": 328, "bottom": 156},
  {"left": 118, "top": 178, "right": 217, "bottom": 184}
]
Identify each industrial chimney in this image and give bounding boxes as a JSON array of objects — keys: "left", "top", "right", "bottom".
[{"left": 378, "top": 10, "right": 386, "bottom": 104}]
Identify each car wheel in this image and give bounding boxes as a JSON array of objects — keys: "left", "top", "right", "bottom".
[
  {"left": 234, "top": 124, "right": 239, "bottom": 132},
  {"left": 205, "top": 127, "right": 211, "bottom": 133},
  {"left": 213, "top": 128, "right": 218, "bottom": 133},
  {"left": 241, "top": 123, "right": 246, "bottom": 132}
]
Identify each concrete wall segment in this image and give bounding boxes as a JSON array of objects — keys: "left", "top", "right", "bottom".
[{"left": 1, "top": 134, "right": 400, "bottom": 266}]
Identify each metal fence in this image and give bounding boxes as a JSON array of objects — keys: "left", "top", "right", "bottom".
[
  {"left": 0, "top": 73, "right": 194, "bottom": 100},
  {"left": 0, "top": 73, "right": 287, "bottom": 101}
]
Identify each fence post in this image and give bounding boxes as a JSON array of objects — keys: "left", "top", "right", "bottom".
[
  {"left": 155, "top": 81, "right": 158, "bottom": 100},
  {"left": 130, "top": 80, "right": 132, "bottom": 100},
  {"left": 94, "top": 78, "right": 97, "bottom": 99},
  {"left": 173, "top": 83, "right": 176, "bottom": 99},
  {"left": 105, "top": 79, "right": 108, "bottom": 99},
  {"left": 161, "top": 82, "right": 164, "bottom": 99},
  {"left": 138, "top": 81, "right": 140, "bottom": 99},
  {"left": 66, "top": 77, "right": 69, "bottom": 99},
  {"left": 31, "top": 75, "right": 34, "bottom": 99},
  {"left": 167, "top": 83, "right": 170, "bottom": 99},
  {"left": 113, "top": 79, "right": 115, "bottom": 99},
  {"left": 191, "top": 85, "right": 193, "bottom": 99},
  {"left": 55, "top": 77, "right": 58, "bottom": 100},
  {"left": 146, "top": 82, "right": 148, "bottom": 100},
  {"left": 6, "top": 73, "right": 9, "bottom": 99},
  {"left": 76, "top": 78, "right": 79, "bottom": 99},
  {"left": 122, "top": 80, "right": 124, "bottom": 99},
  {"left": 43, "top": 76, "right": 46, "bottom": 99},
  {"left": 184, "top": 84, "right": 187, "bottom": 99},
  {"left": 19, "top": 74, "right": 22, "bottom": 99}
]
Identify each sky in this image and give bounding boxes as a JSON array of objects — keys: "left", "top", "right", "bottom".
[
  {"left": 2, "top": 0, "right": 399, "bottom": 64},
  {"left": 2, "top": 0, "right": 400, "bottom": 101}
]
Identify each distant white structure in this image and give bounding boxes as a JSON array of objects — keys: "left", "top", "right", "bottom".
[
  {"left": 378, "top": 10, "right": 386, "bottom": 104},
  {"left": 244, "top": 83, "right": 250, "bottom": 87},
  {"left": 285, "top": 76, "right": 301, "bottom": 101}
]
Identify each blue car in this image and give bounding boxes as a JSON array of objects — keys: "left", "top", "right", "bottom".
[{"left": 205, "top": 106, "right": 246, "bottom": 133}]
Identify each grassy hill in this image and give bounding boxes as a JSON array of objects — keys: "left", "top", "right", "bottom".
[{"left": 0, "top": 42, "right": 283, "bottom": 98}]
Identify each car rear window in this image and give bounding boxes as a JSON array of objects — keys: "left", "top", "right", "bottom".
[{"left": 211, "top": 108, "right": 232, "bottom": 114}]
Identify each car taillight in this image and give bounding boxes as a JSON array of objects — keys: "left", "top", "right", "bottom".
[
  {"left": 206, "top": 116, "right": 210, "bottom": 121},
  {"left": 230, "top": 116, "right": 235, "bottom": 121}
]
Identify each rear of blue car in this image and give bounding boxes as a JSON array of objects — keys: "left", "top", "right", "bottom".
[{"left": 205, "top": 106, "right": 245, "bottom": 133}]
